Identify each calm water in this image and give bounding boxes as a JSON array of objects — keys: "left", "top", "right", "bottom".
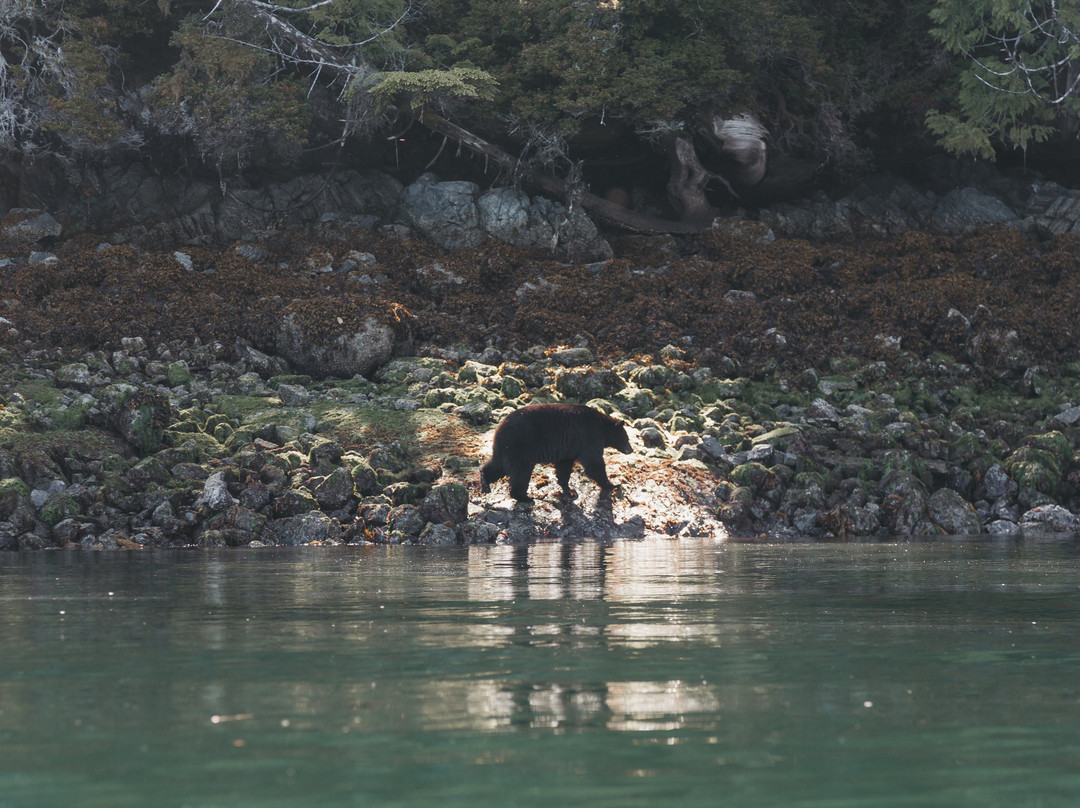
[{"left": 1, "top": 538, "right": 1079, "bottom": 808}]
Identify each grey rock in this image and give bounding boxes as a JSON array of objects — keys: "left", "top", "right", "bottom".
[
  {"left": 277, "top": 383, "right": 311, "bottom": 406},
  {"left": 806, "top": 397, "right": 840, "bottom": 424},
  {"left": 927, "top": 488, "right": 981, "bottom": 535},
  {"left": 1053, "top": 405, "right": 1080, "bottom": 426},
  {"left": 401, "top": 173, "right": 484, "bottom": 249},
  {"left": 387, "top": 504, "right": 425, "bottom": 537},
  {"left": 982, "top": 464, "right": 1017, "bottom": 500},
  {"left": 271, "top": 511, "right": 342, "bottom": 546},
  {"left": 477, "top": 186, "right": 612, "bottom": 261},
  {"left": 2, "top": 209, "right": 62, "bottom": 244},
  {"left": 418, "top": 482, "right": 469, "bottom": 525},
  {"left": 56, "top": 363, "right": 94, "bottom": 391},
  {"left": 418, "top": 522, "right": 459, "bottom": 545},
  {"left": 986, "top": 519, "right": 1021, "bottom": 536},
  {"left": 275, "top": 313, "right": 410, "bottom": 379},
  {"left": 638, "top": 426, "right": 666, "bottom": 448},
  {"left": 197, "top": 471, "right": 236, "bottom": 513},
  {"left": 29, "top": 251, "right": 59, "bottom": 265},
  {"left": 1019, "top": 504, "right": 1080, "bottom": 535},
  {"left": 312, "top": 467, "right": 354, "bottom": 509},
  {"left": 931, "top": 187, "right": 1015, "bottom": 234}
]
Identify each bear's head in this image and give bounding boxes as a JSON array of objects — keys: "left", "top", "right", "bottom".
[{"left": 607, "top": 419, "right": 633, "bottom": 454}]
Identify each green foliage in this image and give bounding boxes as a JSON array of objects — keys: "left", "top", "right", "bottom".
[
  {"left": 928, "top": 0, "right": 1080, "bottom": 157},
  {"left": 421, "top": 0, "right": 830, "bottom": 132},
  {"left": 147, "top": 17, "right": 311, "bottom": 170},
  {"left": 365, "top": 67, "right": 496, "bottom": 109}
]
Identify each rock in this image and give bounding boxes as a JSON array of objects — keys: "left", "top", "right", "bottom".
[
  {"left": 1005, "top": 431, "right": 1071, "bottom": 496},
  {"left": 0, "top": 478, "right": 31, "bottom": 521},
  {"left": 167, "top": 360, "right": 193, "bottom": 387},
  {"left": 881, "top": 471, "right": 929, "bottom": 535},
  {"left": 986, "top": 519, "right": 1020, "bottom": 536},
  {"left": 982, "top": 464, "right": 1017, "bottom": 501},
  {"left": 807, "top": 395, "right": 838, "bottom": 423},
  {"left": 311, "top": 467, "right": 354, "bottom": 509},
  {"left": 1019, "top": 504, "right": 1080, "bottom": 535},
  {"left": 418, "top": 522, "right": 459, "bottom": 545},
  {"left": 400, "top": 173, "right": 611, "bottom": 259},
  {"left": 197, "top": 471, "right": 236, "bottom": 513},
  {"left": 551, "top": 347, "right": 594, "bottom": 366},
  {"left": 275, "top": 313, "right": 410, "bottom": 379},
  {"left": 386, "top": 503, "right": 425, "bottom": 538},
  {"left": 277, "top": 383, "right": 311, "bottom": 406},
  {"left": 418, "top": 482, "right": 469, "bottom": 525},
  {"left": 39, "top": 492, "right": 80, "bottom": 526},
  {"left": 1053, "top": 405, "right": 1080, "bottom": 426},
  {"left": 931, "top": 187, "right": 1015, "bottom": 234},
  {"left": 477, "top": 186, "right": 612, "bottom": 261},
  {"left": 56, "top": 363, "right": 95, "bottom": 391},
  {"left": 92, "top": 384, "right": 170, "bottom": 454},
  {"left": 272, "top": 488, "right": 320, "bottom": 517},
  {"left": 1, "top": 208, "right": 62, "bottom": 244},
  {"left": 401, "top": 173, "right": 484, "bottom": 249},
  {"left": 270, "top": 511, "right": 342, "bottom": 546},
  {"left": 926, "top": 488, "right": 981, "bottom": 535}
]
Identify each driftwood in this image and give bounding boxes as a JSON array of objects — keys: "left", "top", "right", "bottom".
[{"left": 416, "top": 107, "right": 704, "bottom": 234}]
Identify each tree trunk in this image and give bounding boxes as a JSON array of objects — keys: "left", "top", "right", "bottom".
[{"left": 663, "top": 131, "right": 720, "bottom": 226}]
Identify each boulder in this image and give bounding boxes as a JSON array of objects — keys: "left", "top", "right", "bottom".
[
  {"left": 930, "top": 187, "right": 1016, "bottom": 234},
  {"left": 1019, "top": 504, "right": 1080, "bottom": 535},
  {"left": 400, "top": 173, "right": 484, "bottom": 249},
  {"left": 477, "top": 186, "right": 612, "bottom": 261},
  {"left": 1, "top": 208, "right": 62, "bottom": 244},
  {"left": 275, "top": 313, "right": 411, "bottom": 379},
  {"left": 926, "top": 488, "right": 981, "bottom": 535}
]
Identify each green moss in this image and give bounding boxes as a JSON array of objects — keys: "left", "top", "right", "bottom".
[
  {"left": 214, "top": 395, "right": 280, "bottom": 422},
  {"left": 729, "top": 462, "right": 777, "bottom": 493},
  {"left": 40, "top": 492, "right": 80, "bottom": 526}
]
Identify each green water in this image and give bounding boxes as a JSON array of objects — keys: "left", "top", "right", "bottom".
[{"left": 1, "top": 538, "right": 1079, "bottom": 808}]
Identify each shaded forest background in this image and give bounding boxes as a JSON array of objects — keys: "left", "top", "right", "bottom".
[{"left": 4, "top": 0, "right": 1080, "bottom": 220}]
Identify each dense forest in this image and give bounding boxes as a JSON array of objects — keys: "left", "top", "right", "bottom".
[{"left": 3, "top": 0, "right": 1080, "bottom": 221}]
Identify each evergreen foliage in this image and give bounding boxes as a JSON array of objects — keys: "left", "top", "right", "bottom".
[
  {"left": 0, "top": 0, "right": 1051, "bottom": 181},
  {"left": 928, "top": 0, "right": 1080, "bottom": 158}
]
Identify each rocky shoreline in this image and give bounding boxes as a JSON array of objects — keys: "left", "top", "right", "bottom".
[
  {"left": 3, "top": 320, "right": 1080, "bottom": 549},
  {"left": 4, "top": 186, "right": 1080, "bottom": 548}
]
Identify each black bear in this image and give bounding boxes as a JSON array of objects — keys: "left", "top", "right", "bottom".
[{"left": 480, "top": 403, "right": 633, "bottom": 502}]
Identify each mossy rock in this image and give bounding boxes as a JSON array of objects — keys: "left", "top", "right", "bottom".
[
  {"left": 167, "top": 361, "right": 193, "bottom": 387},
  {"left": 881, "top": 449, "right": 931, "bottom": 488},
  {"left": 422, "top": 388, "right": 456, "bottom": 409},
  {"left": 729, "top": 462, "right": 778, "bottom": 494},
  {"left": 0, "top": 477, "right": 30, "bottom": 519},
  {"left": 1005, "top": 450, "right": 1061, "bottom": 495},
  {"left": 1020, "top": 431, "right": 1071, "bottom": 468},
  {"left": 43, "top": 404, "right": 88, "bottom": 431},
  {"left": 751, "top": 425, "right": 801, "bottom": 448},
  {"left": 500, "top": 376, "right": 525, "bottom": 399},
  {"left": 611, "top": 387, "right": 655, "bottom": 418},
  {"left": 40, "top": 492, "right": 80, "bottom": 526},
  {"left": 949, "top": 433, "right": 983, "bottom": 463},
  {"left": 384, "top": 481, "right": 430, "bottom": 505}
]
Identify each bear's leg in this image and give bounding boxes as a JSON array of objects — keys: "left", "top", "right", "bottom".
[
  {"left": 507, "top": 461, "right": 536, "bottom": 502},
  {"left": 480, "top": 457, "right": 502, "bottom": 493},
  {"left": 579, "top": 451, "right": 616, "bottom": 496},
  {"left": 554, "top": 459, "right": 576, "bottom": 498}
]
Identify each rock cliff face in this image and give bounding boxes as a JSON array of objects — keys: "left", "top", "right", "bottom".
[{"left": 12, "top": 153, "right": 1080, "bottom": 255}]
